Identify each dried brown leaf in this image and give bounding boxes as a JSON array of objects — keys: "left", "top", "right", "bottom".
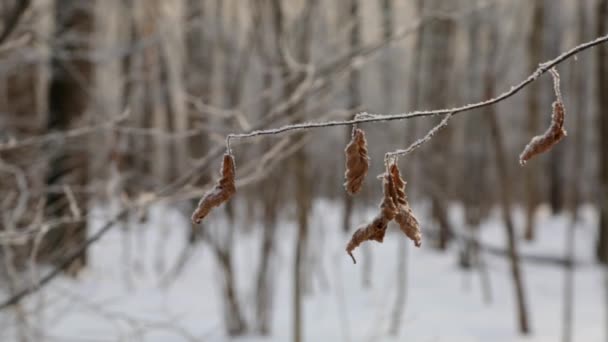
[
  {"left": 380, "top": 172, "right": 398, "bottom": 221},
  {"left": 344, "top": 128, "right": 370, "bottom": 195},
  {"left": 191, "top": 154, "right": 236, "bottom": 224},
  {"left": 345, "top": 215, "right": 390, "bottom": 263},
  {"left": 519, "top": 101, "right": 567, "bottom": 165},
  {"left": 390, "top": 163, "right": 422, "bottom": 247},
  {"left": 395, "top": 209, "right": 422, "bottom": 247},
  {"left": 345, "top": 173, "right": 397, "bottom": 263},
  {"left": 389, "top": 163, "right": 407, "bottom": 207}
]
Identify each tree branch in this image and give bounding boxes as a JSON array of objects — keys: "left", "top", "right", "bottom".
[
  {"left": 0, "top": 0, "right": 31, "bottom": 46},
  {"left": 226, "top": 34, "right": 608, "bottom": 149}
]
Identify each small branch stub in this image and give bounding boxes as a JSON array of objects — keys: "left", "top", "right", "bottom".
[
  {"left": 344, "top": 128, "right": 370, "bottom": 195},
  {"left": 191, "top": 153, "right": 236, "bottom": 224}
]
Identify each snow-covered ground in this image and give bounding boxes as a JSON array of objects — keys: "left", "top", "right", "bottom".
[{"left": 0, "top": 200, "right": 605, "bottom": 342}]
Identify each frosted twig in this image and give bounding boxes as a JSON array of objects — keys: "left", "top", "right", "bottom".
[
  {"left": 0, "top": 160, "right": 29, "bottom": 224},
  {"left": 550, "top": 67, "right": 562, "bottom": 102},
  {"left": 385, "top": 112, "right": 454, "bottom": 160},
  {"left": 0, "top": 109, "right": 130, "bottom": 152},
  {"left": 0, "top": 0, "right": 31, "bottom": 45},
  {"left": 226, "top": 34, "right": 608, "bottom": 143},
  {"left": 63, "top": 185, "right": 81, "bottom": 220}
]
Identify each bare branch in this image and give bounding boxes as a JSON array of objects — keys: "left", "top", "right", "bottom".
[
  {"left": 386, "top": 113, "right": 454, "bottom": 160},
  {"left": 226, "top": 34, "right": 608, "bottom": 144}
]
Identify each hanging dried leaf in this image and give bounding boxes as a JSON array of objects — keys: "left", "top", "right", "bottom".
[
  {"left": 519, "top": 101, "right": 567, "bottom": 165},
  {"left": 380, "top": 172, "right": 398, "bottom": 221},
  {"left": 395, "top": 209, "right": 422, "bottom": 247},
  {"left": 389, "top": 164, "right": 406, "bottom": 207},
  {"left": 345, "top": 215, "right": 390, "bottom": 264},
  {"left": 344, "top": 128, "right": 370, "bottom": 195},
  {"left": 390, "top": 163, "right": 422, "bottom": 247},
  {"left": 346, "top": 173, "right": 396, "bottom": 263},
  {"left": 191, "top": 154, "right": 236, "bottom": 224}
]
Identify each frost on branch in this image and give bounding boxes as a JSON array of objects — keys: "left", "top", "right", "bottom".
[
  {"left": 344, "top": 128, "right": 370, "bottom": 195},
  {"left": 519, "top": 100, "right": 567, "bottom": 165},
  {"left": 191, "top": 153, "right": 236, "bottom": 224},
  {"left": 346, "top": 173, "right": 396, "bottom": 263},
  {"left": 389, "top": 163, "right": 421, "bottom": 247}
]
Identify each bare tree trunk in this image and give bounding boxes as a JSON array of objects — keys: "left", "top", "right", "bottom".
[
  {"left": 562, "top": 4, "right": 587, "bottom": 341},
  {"left": 255, "top": 184, "right": 279, "bottom": 335},
  {"left": 42, "top": 0, "right": 94, "bottom": 275},
  {"left": 596, "top": 0, "right": 608, "bottom": 266},
  {"left": 255, "top": 69, "right": 279, "bottom": 335},
  {"left": 160, "top": 0, "right": 188, "bottom": 179},
  {"left": 419, "top": 0, "right": 454, "bottom": 251},
  {"left": 380, "top": 0, "right": 393, "bottom": 112},
  {"left": 481, "top": 17, "right": 530, "bottom": 332},
  {"left": 291, "top": 2, "right": 315, "bottom": 342},
  {"left": 342, "top": 0, "right": 360, "bottom": 234},
  {"left": 485, "top": 85, "right": 531, "bottom": 335},
  {"left": 216, "top": 247, "right": 248, "bottom": 336},
  {"left": 293, "top": 151, "right": 311, "bottom": 342},
  {"left": 0, "top": 0, "right": 50, "bottom": 272},
  {"left": 381, "top": 0, "right": 408, "bottom": 334},
  {"left": 389, "top": 236, "right": 407, "bottom": 335},
  {"left": 524, "top": 0, "right": 544, "bottom": 241}
]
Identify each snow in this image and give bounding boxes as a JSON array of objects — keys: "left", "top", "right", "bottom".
[{"left": 0, "top": 200, "right": 605, "bottom": 342}]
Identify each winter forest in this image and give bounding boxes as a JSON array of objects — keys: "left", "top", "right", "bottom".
[{"left": 0, "top": 0, "right": 608, "bottom": 341}]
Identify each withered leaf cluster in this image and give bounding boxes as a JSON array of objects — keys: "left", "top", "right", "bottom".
[
  {"left": 191, "top": 154, "right": 236, "bottom": 224},
  {"left": 346, "top": 162, "right": 421, "bottom": 264}
]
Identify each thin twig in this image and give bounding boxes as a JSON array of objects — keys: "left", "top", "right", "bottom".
[
  {"left": 550, "top": 67, "right": 563, "bottom": 102},
  {"left": 385, "top": 113, "right": 454, "bottom": 160},
  {"left": 0, "top": 0, "right": 31, "bottom": 45},
  {"left": 0, "top": 109, "right": 130, "bottom": 152},
  {"left": 226, "top": 34, "right": 608, "bottom": 144}
]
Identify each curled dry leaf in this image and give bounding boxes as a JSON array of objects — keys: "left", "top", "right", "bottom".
[
  {"left": 395, "top": 209, "right": 422, "bottom": 247},
  {"left": 380, "top": 172, "right": 398, "bottom": 221},
  {"left": 519, "top": 101, "right": 567, "bottom": 165},
  {"left": 345, "top": 216, "right": 390, "bottom": 264},
  {"left": 191, "top": 154, "right": 236, "bottom": 224},
  {"left": 390, "top": 163, "right": 422, "bottom": 247},
  {"left": 346, "top": 173, "right": 396, "bottom": 263},
  {"left": 344, "top": 128, "right": 370, "bottom": 195}
]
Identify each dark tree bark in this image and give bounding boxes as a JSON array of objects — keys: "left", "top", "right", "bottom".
[
  {"left": 255, "top": 22, "right": 279, "bottom": 332},
  {"left": 215, "top": 0, "right": 254, "bottom": 335},
  {"left": 596, "top": 0, "right": 608, "bottom": 265},
  {"left": 42, "top": 0, "right": 94, "bottom": 275},
  {"left": 486, "top": 96, "right": 531, "bottom": 336},
  {"left": 383, "top": 0, "right": 409, "bottom": 335},
  {"left": 524, "top": 0, "right": 544, "bottom": 241},
  {"left": 0, "top": 0, "right": 48, "bottom": 270},
  {"left": 215, "top": 246, "right": 247, "bottom": 336},
  {"left": 484, "top": 22, "right": 530, "bottom": 334},
  {"left": 419, "top": 0, "right": 455, "bottom": 251},
  {"left": 547, "top": 2, "right": 565, "bottom": 215},
  {"left": 341, "top": 0, "right": 361, "bottom": 234},
  {"left": 562, "top": 4, "right": 587, "bottom": 342},
  {"left": 380, "top": 0, "right": 393, "bottom": 111},
  {"left": 291, "top": 2, "right": 316, "bottom": 342},
  {"left": 460, "top": 6, "right": 492, "bottom": 304}
]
